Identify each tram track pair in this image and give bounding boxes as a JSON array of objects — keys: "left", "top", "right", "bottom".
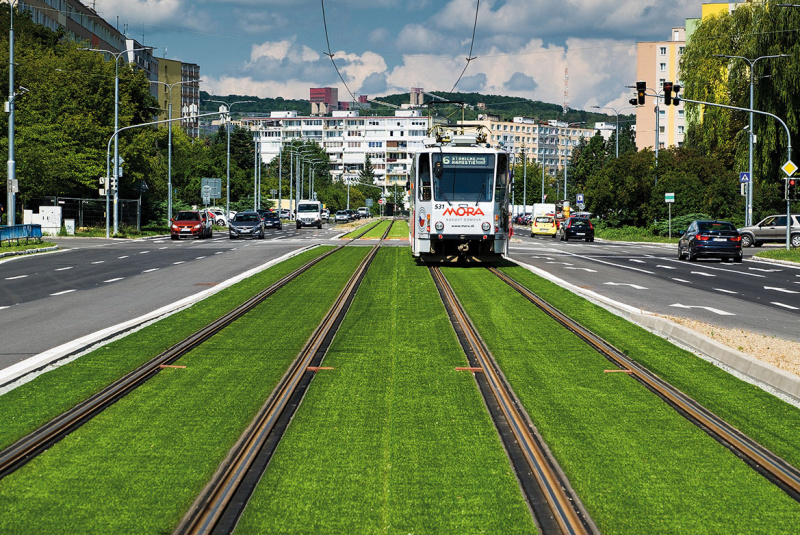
[
  {"left": 432, "top": 264, "right": 800, "bottom": 533},
  {"left": 0, "top": 223, "right": 384, "bottom": 481}
]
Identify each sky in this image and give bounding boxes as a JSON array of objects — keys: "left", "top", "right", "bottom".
[{"left": 93, "top": 0, "right": 702, "bottom": 112}]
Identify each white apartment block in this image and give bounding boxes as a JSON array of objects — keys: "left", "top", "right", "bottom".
[{"left": 242, "top": 109, "right": 430, "bottom": 188}]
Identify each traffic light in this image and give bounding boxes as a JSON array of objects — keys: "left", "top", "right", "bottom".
[
  {"left": 788, "top": 177, "right": 798, "bottom": 201},
  {"left": 663, "top": 81, "right": 673, "bottom": 106},
  {"left": 636, "top": 81, "right": 647, "bottom": 105},
  {"left": 672, "top": 84, "right": 681, "bottom": 105}
]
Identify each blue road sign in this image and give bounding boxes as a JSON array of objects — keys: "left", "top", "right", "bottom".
[
  {"left": 576, "top": 193, "right": 584, "bottom": 203},
  {"left": 739, "top": 172, "right": 751, "bottom": 184}
]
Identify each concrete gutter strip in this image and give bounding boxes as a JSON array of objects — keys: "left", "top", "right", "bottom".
[
  {"left": 0, "top": 245, "right": 317, "bottom": 392},
  {"left": 511, "top": 257, "right": 800, "bottom": 406}
]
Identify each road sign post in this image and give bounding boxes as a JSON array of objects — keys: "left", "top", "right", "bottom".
[{"left": 665, "top": 193, "right": 675, "bottom": 238}]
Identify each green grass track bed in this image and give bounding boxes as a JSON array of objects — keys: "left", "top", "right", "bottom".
[
  {"left": 445, "top": 265, "right": 800, "bottom": 533},
  {"left": 341, "top": 220, "right": 380, "bottom": 239},
  {"left": 386, "top": 219, "right": 409, "bottom": 239},
  {"left": 360, "top": 219, "right": 391, "bottom": 239},
  {"left": 236, "top": 248, "right": 536, "bottom": 534},
  {"left": 0, "top": 246, "right": 368, "bottom": 533}
]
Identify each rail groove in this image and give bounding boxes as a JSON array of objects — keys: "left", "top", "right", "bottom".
[
  {"left": 0, "top": 246, "right": 343, "bottom": 480},
  {"left": 430, "top": 266, "right": 596, "bottom": 535},
  {"left": 175, "top": 220, "right": 394, "bottom": 534},
  {"left": 489, "top": 266, "right": 800, "bottom": 503}
]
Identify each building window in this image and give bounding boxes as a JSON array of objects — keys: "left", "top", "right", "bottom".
[
  {"left": 678, "top": 126, "right": 685, "bottom": 135},
  {"left": 660, "top": 47, "right": 667, "bottom": 55},
  {"left": 660, "top": 63, "right": 667, "bottom": 71}
]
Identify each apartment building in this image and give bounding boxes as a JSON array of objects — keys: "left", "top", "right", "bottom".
[
  {"left": 155, "top": 58, "right": 201, "bottom": 138},
  {"left": 632, "top": 27, "right": 687, "bottom": 151},
  {"left": 242, "top": 109, "right": 430, "bottom": 189},
  {"left": 464, "top": 116, "right": 596, "bottom": 175}
]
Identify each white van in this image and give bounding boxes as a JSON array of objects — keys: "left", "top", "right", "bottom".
[{"left": 296, "top": 200, "right": 323, "bottom": 229}]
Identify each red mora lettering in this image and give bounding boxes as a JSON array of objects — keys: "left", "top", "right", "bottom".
[{"left": 442, "top": 207, "right": 485, "bottom": 217}]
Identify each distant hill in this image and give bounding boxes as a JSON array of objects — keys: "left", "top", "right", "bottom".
[{"left": 200, "top": 90, "right": 623, "bottom": 126}]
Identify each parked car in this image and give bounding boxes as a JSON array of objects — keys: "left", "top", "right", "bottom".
[
  {"left": 321, "top": 209, "right": 330, "bottom": 222},
  {"left": 262, "top": 209, "right": 282, "bottom": 230},
  {"left": 346, "top": 209, "right": 359, "bottom": 221},
  {"left": 678, "top": 219, "right": 742, "bottom": 262},
  {"left": 209, "top": 209, "right": 227, "bottom": 226},
  {"left": 357, "top": 206, "right": 371, "bottom": 218},
  {"left": 334, "top": 210, "right": 350, "bottom": 223},
  {"left": 530, "top": 215, "right": 557, "bottom": 238},
  {"left": 171, "top": 210, "right": 213, "bottom": 240},
  {"left": 228, "top": 211, "right": 265, "bottom": 239},
  {"left": 737, "top": 214, "right": 800, "bottom": 248},
  {"left": 280, "top": 208, "right": 291, "bottom": 220},
  {"left": 557, "top": 216, "right": 594, "bottom": 242}
]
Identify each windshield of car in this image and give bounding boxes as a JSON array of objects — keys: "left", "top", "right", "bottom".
[
  {"left": 298, "top": 204, "right": 319, "bottom": 213},
  {"left": 174, "top": 212, "right": 200, "bottom": 221},
  {"left": 698, "top": 221, "right": 736, "bottom": 232},
  {"left": 234, "top": 213, "right": 259, "bottom": 222}
]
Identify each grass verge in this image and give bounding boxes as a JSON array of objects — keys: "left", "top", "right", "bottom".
[
  {"left": 755, "top": 246, "right": 800, "bottom": 263},
  {"left": 236, "top": 248, "right": 536, "bottom": 534},
  {"left": 341, "top": 220, "right": 380, "bottom": 239},
  {"left": 0, "top": 241, "right": 55, "bottom": 253},
  {"left": 0, "top": 246, "right": 332, "bottom": 451},
  {"left": 361, "top": 219, "right": 391, "bottom": 239},
  {"left": 0, "top": 247, "right": 368, "bottom": 533},
  {"left": 386, "top": 219, "right": 409, "bottom": 239},
  {"left": 445, "top": 265, "right": 800, "bottom": 532}
]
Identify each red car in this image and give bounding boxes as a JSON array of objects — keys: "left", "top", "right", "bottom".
[{"left": 170, "top": 210, "right": 213, "bottom": 240}]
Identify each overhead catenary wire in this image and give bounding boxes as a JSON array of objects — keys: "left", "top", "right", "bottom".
[
  {"left": 319, "top": 0, "right": 367, "bottom": 112},
  {"left": 449, "top": 0, "right": 481, "bottom": 94}
]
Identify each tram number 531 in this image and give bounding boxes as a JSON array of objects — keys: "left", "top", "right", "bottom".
[{"left": 434, "top": 204, "right": 446, "bottom": 210}]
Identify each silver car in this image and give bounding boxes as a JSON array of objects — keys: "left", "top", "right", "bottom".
[{"left": 737, "top": 214, "right": 800, "bottom": 248}]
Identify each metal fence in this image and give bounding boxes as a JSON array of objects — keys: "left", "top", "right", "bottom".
[
  {"left": 0, "top": 224, "right": 42, "bottom": 246},
  {"left": 43, "top": 197, "right": 141, "bottom": 229}
]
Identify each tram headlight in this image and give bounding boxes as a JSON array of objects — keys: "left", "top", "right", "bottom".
[
  {"left": 481, "top": 222, "right": 491, "bottom": 232},
  {"left": 434, "top": 221, "right": 444, "bottom": 232}
]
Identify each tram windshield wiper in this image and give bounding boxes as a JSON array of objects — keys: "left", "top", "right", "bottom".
[{"left": 435, "top": 183, "right": 452, "bottom": 206}]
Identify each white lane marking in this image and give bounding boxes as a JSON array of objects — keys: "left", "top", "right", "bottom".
[
  {"left": 565, "top": 267, "right": 597, "bottom": 272},
  {"left": 670, "top": 303, "right": 735, "bottom": 316},
  {"left": 50, "top": 289, "right": 76, "bottom": 296},
  {"left": 656, "top": 265, "right": 677, "bottom": 270},
  {"left": 546, "top": 262, "right": 573, "bottom": 266},
  {"left": 0, "top": 306, "right": 9, "bottom": 310},
  {"left": 119, "top": 255, "right": 129, "bottom": 259},
  {"left": 772, "top": 302, "right": 800, "bottom": 310},
  {"left": 629, "top": 259, "right": 646, "bottom": 264},
  {"left": 672, "top": 278, "right": 691, "bottom": 283},
  {"left": 142, "top": 268, "right": 159, "bottom": 273},
  {"left": 159, "top": 247, "right": 168, "bottom": 250},
  {"left": 196, "top": 256, "right": 206, "bottom": 260},
  {"left": 604, "top": 282, "right": 648, "bottom": 290},
  {"left": 713, "top": 288, "right": 738, "bottom": 294},
  {"left": 104, "top": 277, "right": 124, "bottom": 283},
  {"left": 215, "top": 251, "right": 224, "bottom": 255},
  {"left": 5, "top": 275, "right": 28, "bottom": 280},
  {"left": 91, "top": 261, "right": 105, "bottom": 265},
  {"left": 55, "top": 267, "right": 73, "bottom": 271},
  {"left": 690, "top": 271, "right": 716, "bottom": 277},
  {"left": 764, "top": 286, "right": 800, "bottom": 294},
  {"left": 749, "top": 267, "right": 782, "bottom": 273},
  {"left": 139, "top": 251, "right": 150, "bottom": 254},
  {"left": 173, "top": 261, "right": 185, "bottom": 265}
]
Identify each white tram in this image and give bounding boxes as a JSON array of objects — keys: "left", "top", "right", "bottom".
[{"left": 409, "top": 127, "right": 511, "bottom": 262}]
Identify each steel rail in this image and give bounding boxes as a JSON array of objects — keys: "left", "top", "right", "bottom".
[
  {"left": 0, "top": 246, "right": 343, "bottom": 480},
  {"left": 489, "top": 267, "right": 800, "bottom": 502},
  {"left": 429, "top": 266, "right": 594, "bottom": 535},
  {"left": 175, "top": 220, "right": 394, "bottom": 534}
]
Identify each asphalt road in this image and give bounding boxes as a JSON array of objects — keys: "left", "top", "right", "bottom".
[
  {"left": 0, "top": 224, "right": 345, "bottom": 373},
  {"left": 507, "top": 234, "right": 800, "bottom": 342}
]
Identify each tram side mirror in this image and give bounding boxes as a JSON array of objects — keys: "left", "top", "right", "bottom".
[{"left": 434, "top": 161, "right": 443, "bottom": 179}]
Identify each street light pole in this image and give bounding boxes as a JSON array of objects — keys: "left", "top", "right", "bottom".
[
  {"left": 591, "top": 105, "right": 638, "bottom": 158},
  {"left": 714, "top": 54, "right": 789, "bottom": 226},
  {"left": 7, "top": 1, "right": 17, "bottom": 225},
  {"left": 205, "top": 99, "right": 253, "bottom": 219},
  {"left": 83, "top": 46, "right": 153, "bottom": 236}
]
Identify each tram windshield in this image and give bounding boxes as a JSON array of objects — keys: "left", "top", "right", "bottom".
[{"left": 432, "top": 154, "right": 495, "bottom": 203}]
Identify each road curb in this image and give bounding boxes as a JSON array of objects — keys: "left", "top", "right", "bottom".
[
  {"left": 0, "top": 245, "right": 59, "bottom": 260},
  {"left": 511, "top": 257, "right": 800, "bottom": 404}
]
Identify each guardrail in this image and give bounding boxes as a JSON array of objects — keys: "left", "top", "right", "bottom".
[{"left": 0, "top": 224, "right": 43, "bottom": 246}]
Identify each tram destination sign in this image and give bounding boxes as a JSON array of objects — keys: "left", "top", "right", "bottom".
[{"left": 443, "top": 155, "right": 490, "bottom": 166}]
